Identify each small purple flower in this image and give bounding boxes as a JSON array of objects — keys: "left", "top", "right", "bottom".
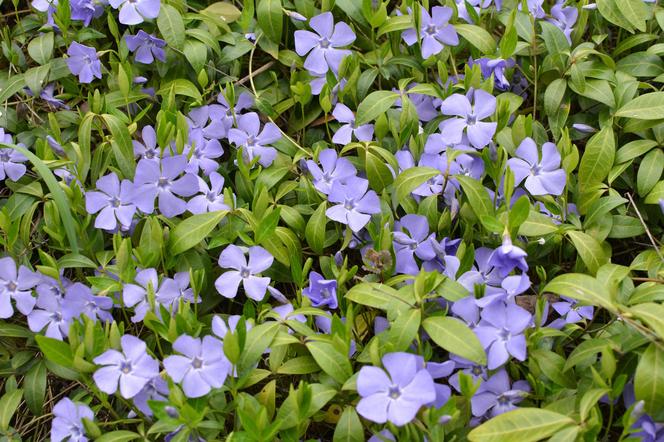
[
  {"left": 157, "top": 272, "right": 198, "bottom": 310},
  {"left": 393, "top": 214, "right": 436, "bottom": 275},
  {"left": 0, "top": 129, "right": 28, "bottom": 182},
  {"left": 212, "top": 314, "right": 251, "bottom": 338},
  {"left": 488, "top": 235, "right": 528, "bottom": 277},
  {"left": 471, "top": 58, "right": 515, "bottom": 91},
  {"left": 449, "top": 355, "right": 488, "bottom": 392},
  {"left": 109, "top": 0, "right": 159, "bottom": 25},
  {"left": 439, "top": 89, "right": 497, "bottom": 149},
  {"left": 476, "top": 273, "right": 531, "bottom": 308},
  {"left": 452, "top": 296, "right": 481, "bottom": 328},
  {"left": 163, "top": 335, "right": 231, "bottom": 398},
  {"left": 294, "top": 12, "right": 355, "bottom": 75},
  {"left": 93, "top": 334, "right": 159, "bottom": 399},
  {"left": 50, "top": 397, "right": 94, "bottom": 442},
  {"left": 507, "top": 137, "right": 567, "bottom": 196},
  {"left": 63, "top": 282, "right": 113, "bottom": 323},
  {"left": 0, "top": 257, "right": 39, "bottom": 318},
  {"left": 302, "top": 271, "right": 338, "bottom": 309},
  {"left": 183, "top": 132, "right": 223, "bottom": 176},
  {"left": 549, "top": 296, "right": 594, "bottom": 329},
  {"left": 471, "top": 369, "right": 530, "bottom": 417},
  {"left": 306, "top": 148, "right": 357, "bottom": 195},
  {"left": 356, "top": 352, "right": 436, "bottom": 426},
  {"left": 228, "top": 112, "right": 280, "bottom": 167},
  {"left": 272, "top": 302, "right": 306, "bottom": 324},
  {"left": 326, "top": 176, "right": 381, "bottom": 232},
  {"left": 71, "top": 0, "right": 105, "bottom": 26},
  {"left": 132, "top": 375, "right": 169, "bottom": 416},
  {"left": 402, "top": 6, "right": 459, "bottom": 59},
  {"left": 66, "top": 42, "right": 102, "bottom": 84},
  {"left": 187, "top": 105, "right": 227, "bottom": 141},
  {"left": 215, "top": 245, "right": 273, "bottom": 301},
  {"left": 521, "top": 0, "right": 546, "bottom": 18},
  {"left": 125, "top": 31, "right": 166, "bottom": 64},
  {"left": 131, "top": 156, "right": 198, "bottom": 218},
  {"left": 85, "top": 172, "right": 136, "bottom": 231},
  {"left": 39, "top": 83, "right": 69, "bottom": 109},
  {"left": 474, "top": 302, "right": 532, "bottom": 369},
  {"left": 133, "top": 126, "right": 161, "bottom": 162},
  {"left": 27, "top": 288, "right": 71, "bottom": 340},
  {"left": 548, "top": 1, "right": 578, "bottom": 43},
  {"left": 187, "top": 172, "right": 230, "bottom": 214},
  {"left": 331, "top": 103, "right": 374, "bottom": 145},
  {"left": 123, "top": 268, "right": 178, "bottom": 322},
  {"left": 457, "top": 247, "right": 503, "bottom": 292}
]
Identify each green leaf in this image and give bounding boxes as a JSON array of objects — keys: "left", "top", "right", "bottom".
[
  {"left": 386, "top": 309, "right": 421, "bottom": 351},
  {"left": 456, "top": 175, "right": 494, "bottom": 218},
  {"left": 377, "top": 15, "right": 413, "bottom": 36},
  {"left": 468, "top": 408, "right": 575, "bottom": 442},
  {"left": 0, "top": 74, "right": 25, "bottom": 104},
  {"left": 345, "top": 282, "right": 415, "bottom": 315},
  {"left": 422, "top": 316, "right": 486, "bottom": 365},
  {"left": 2, "top": 143, "right": 79, "bottom": 254},
  {"left": 35, "top": 335, "right": 74, "bottom": 367},
  {"left": 629, "top": 303, "right": 664, "bottom": 341},
  {"left": 355, "top": 91, "right": 399, "bottom": 125},
  {"left": 566, "top": 230, "right": 609, "bottom": 275},
  {"left": 394, "top": 167, "right": 440, "bottom": 204},
  {"left": 455, "top": 24, "right": 496, "bottom": 54},
  {"left": 637, "top": 148, "right": 664, "bottom": 197},
  {"left": 255, "top": 208, "right": 281, "bottom": 244},
  {"left": 27, "top": 32, "right": 54, "bottom": 65},
  {"left": 306, "top": 341, "right": 353, "bottom": 384},
  {"left": 238, "top": 322, "right": 279, "bottom": 369},
  {"left": 95, "top": 431, "right": 141, "bottom": 442},
  {"left": 157, "top": 79, "right": 203, "bottom": 102},
  {"left": 333, "top": 407, "right": 364, "bottom": 442},
  {"left": 202, "top": 2, "right": 242, "bottom": 23},
  {"left": 0, "top": 389, "right": 22, "bottom": 431},
  {"left": 158, "top": 4, "right": 185, "bottom": 50},
  {"left": 101, "top": 114, "right": 135, "bottom": 180},
  {"left": 257, "top": 0, "right": 283, "bottom": 43},
  {"left": 563, "top": 338, "right": 612, "bottom": 371},
  {"left": 543, "top": 273, "right": 615, "bottom": 310},
  {"left": 544, "top": 79, "right": 567, "bottom": 116},
  {"left": 277, "top": 356, "right": 320, "bottom": 375},
  {"left": 618, "top": 0, "right": 648, "bottom": 32},
  {"left": 578, "top": 126, "right": 615, "bottom": 187},
  {"left": 168, "top": 210, "right": 227, "bottom": 255},
  {"left": 616, "top": 92, "right": 664, "bottom": 120},
  {"left": 58, "top": 253, "right": 97, "bottom": 269},
  {"left": 597, "top": 0, "right": 635, "bottom": 32},
  {"left": 365, "top": 150, "right": 394, "bottom": 192},
  {"left": 305, "top": 202, "right": 327, "bottom": 255},
  {"left": 635, "top": 343, "right": 664, "bottom": 419},
  {"left": 539, "top": 21, "right": 570, "bottom": 58},
  {"left": 24, "top": 361, "right": 47, "bottom": 415},
  {"left": 518, "top": 210, "right": 559, "bottom": 236},
  {"left": 569, "top": 79, "right": 615, "bottom": 108}
]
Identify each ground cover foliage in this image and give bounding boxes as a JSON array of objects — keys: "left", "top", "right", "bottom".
[{"left": 0, "top": 0, "right": 664, "bottom": 440}]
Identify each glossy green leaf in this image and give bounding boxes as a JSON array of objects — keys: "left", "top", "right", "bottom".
[{"left": 422, "top": 316, "right": 486, "bottom": 365}]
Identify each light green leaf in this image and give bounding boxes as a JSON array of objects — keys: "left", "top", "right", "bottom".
[
  {"left": 238, "top": 322, "right": 280, "bottom": 369},
  {"left": 35, "top": 335, "right": 74, "bottom": 367},
  {"left": 635, "top": 343, "right": 664, "bottom": 419},
  {"left": 24, "top": 361, "right": 47, "bottom": 416},
  {"left": 168, "top": 211, "right": 227, "bottom": 255},
  {"left": 468, "top": 408, "right": 575, "bottom": 442},
  {"left": 543, "top": 273, "right": 615, "bottom": 310},
  {"left": 157, "top": 79, "right": 203, "bottom": 102},
  {"left": 616, "top": 92, "right": 664, "bottom": 120},
  {"left": 455, "top": 24, "right": 496, "bottom": 54},
  {"left": 394, "top": 167, "right": 440, "bottom": 204},
  {"left": 0, "top": 389, "right": 23, "bottom": 431},
  {"left": 365, "top": 150, "right": 394, "bottom": 192},
  {"left": 333, "top": 407, "right": 364, "bottom": 442},
  {"left": 422, "top": 316, "right": 486, "bottom": 365},
  {"left": 578, "top": 126, "right": 615, "bottom": 187},
  {"left": 629, "top": 303, "right": 664, "bottom": 341},
  {"left": 101, "top": 114, "right": 135, "bottom": 180},
  {"left": 158, "top": 4, "right": 185, "bottom": 50},
  {"left": 355, "top": 91, "right": 399, "bottom": 125},
  {"left": 27, "top": 32, "right": 54, "bottom": 65},
  {"left": 345, "top": 282, "right": 415, "bottom": 315},
  {"left": 566, "top": 230, "right": 609, "bottom": 275},
  {"left": 96, "top": 431, "right": 141, "bottom": 442},
  {"left": 257, "top": 0, "right": 283, "bottom": 43},
  {"left": 306, "top": 341, "right": 353, "bottom": 384},
  {"left": 637, "top": 148, "right": 663, "bottom": 197},
  {"left": 201, "top": 2, "right": 242, "bottom": 23},
  {"left": 456, "top": 175, "right": 494, "bottom": 218},
  {"left": 305, "top": 202, "right": 327, "bottom": 255}
]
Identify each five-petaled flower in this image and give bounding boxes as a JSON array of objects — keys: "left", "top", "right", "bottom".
[
  {"left": 109, "top": 0, "right": 160, "bottom": 25},
  {"left": 402, "top": 6, "right": 459, "bottom": 59},
  {"left": 215, "top": 245, "right": 273, "bottom": 301},
  {"left": 66, "top": 42, "right": 102, "bottom": 84},
  {"left": 326, "top": 176, "right": 381, "bottom": 232},
  {"left": 507, "top": 137, "right": 566, "bottom": 196},
  {"left": 294, "top": 12, "right": 356, "bottom": 75},
  {"left": 85, "top": 172, "right": 136, "bottom": 231},
  {"left": 439, "top": 88, "right": 497, "bottom": 149},
  {"left": 125, "top": 31, "right": 166, "bottom": 64},
  {"left": 50, "top": 397, "right": 94, "bottom": 442}
]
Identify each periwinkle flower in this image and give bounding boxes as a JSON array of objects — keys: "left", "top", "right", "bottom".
[
  {"left": 521, "top": 0, "right": 546, "bottom": 18},
  {"left": 32, "top": 0, "right": 57, "bottom": 13},
  {"left": 187, "top": 172, "right": 230, "bottom": 214},
  {"left": 356, "top": 352, "right": 436, "bottom": 426},
  {"left": 215, "top": 245, "right": 273, "bottom": 301},
  {"left": 476, "top": 273, "right": 531, "bottom": 308},
  {"left": 132, "top": 376, "right": 169, "bottom": 416},
  {"left": 93, "top": 334, "right": 159, "bottom": 399},
  {"left": 187, "top": 106, "right": 227, "bottom": 141},
  {"left": 331, "top": 103, "right": 374, "bottom": 145},
  {"left": 131, "top": 156, "right": 198, "bottom": 218},
  {"left": 38, "top": 83, "right": 69, "bottom": 109},
  {"left": 402, "top": 6, "right": 459, "bottom": 59},
  {"left": 157, "top": 272, "right": 198, "bottom": 310},
  {"left": 326, "top": 177, "right": 381, "bottom": 232},
  {"left": 109, "top": 0, "right": 160, "bottom": 25},
  {"left": 449, "top": 355, "right": 488, "bottom": 392},
  {"left": 66, "top": 42, "right": 102, "bottom": 84},
  {"left": 133, "top": 126, "right": 161, "bottom": 162},
  {"left": 474, "top": 302, "right": 532, "bottom": 369},
  {"left": 294, "top": 12, "right": 355, "bottom": 75},
  {"left": 183, "top": 132, "right": 223, "bottom": 176},
  {"left": 471, "top": 369, "right": 530, "bottom": 417},
  {"left": 50, "top": 397, "right": 94, "bottom": 442},
  {"left": 471, "top": 57, "right": 515, "bottom": 91},
  {"left": 306, "top": 148, "right": 357, "bottom": 195},
  {"left": 63, "top": 282, "right": 113, "bottom": 323},
  {"left": 393, "top": 214, "right": 436, "bottom": 275},
  {"left": 272, "top": 302, "right": 306, "bottom": 324},
  {"left": 0, "top": 129, "right": 28, "bottom": 182},
  {"left": 488, "top": 235, "right": 528, "bottom": 277},
  {"left": 0, "top": 257, "right": 39, "bottom": 318},
  {"left": 548, "top": 296, "right": 594, "bottom": 329},
  {"left": 85, "top": 172, "right": 136, "bottom": 231},
  {"left": 228, "top": 112, "right": 281, "bottom": 167},
  {"left": 211, "top": 92, "right": 254, "bottom": 138},
  {"left": 439, "top": 89, "right": 497, "bottom": 149},
  {"left": 457, "top": 247, "right": 503, "bottom": 292},
  {"left": 302, "top": 271, "right": 338, "bottom": 309},
  {"left": 123, "top": 268, "right": 177, "bottom": 322},
  {"left": 507, "top": 137, "right": 566, "bottom": 196},
  {"left": 125, "top": 31, "right": 166, "bottom": 64},
  {"left": 27, "top": 288, "right": 71, "bottom": 340},
  {"left": 163, "top": 335, "right": 231, "bottom": 398},
  {"left": 548, "top": 0, "right": 578, "bottom": 43},
  {"left": 71, "top": 0, "right": 105, "bottom": 26},
  {"left": 212, "top": 314, "right": 251, "bottom": 339},
  {"left": 452, "top": 296, "right": 481, "bottom": 328}
]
